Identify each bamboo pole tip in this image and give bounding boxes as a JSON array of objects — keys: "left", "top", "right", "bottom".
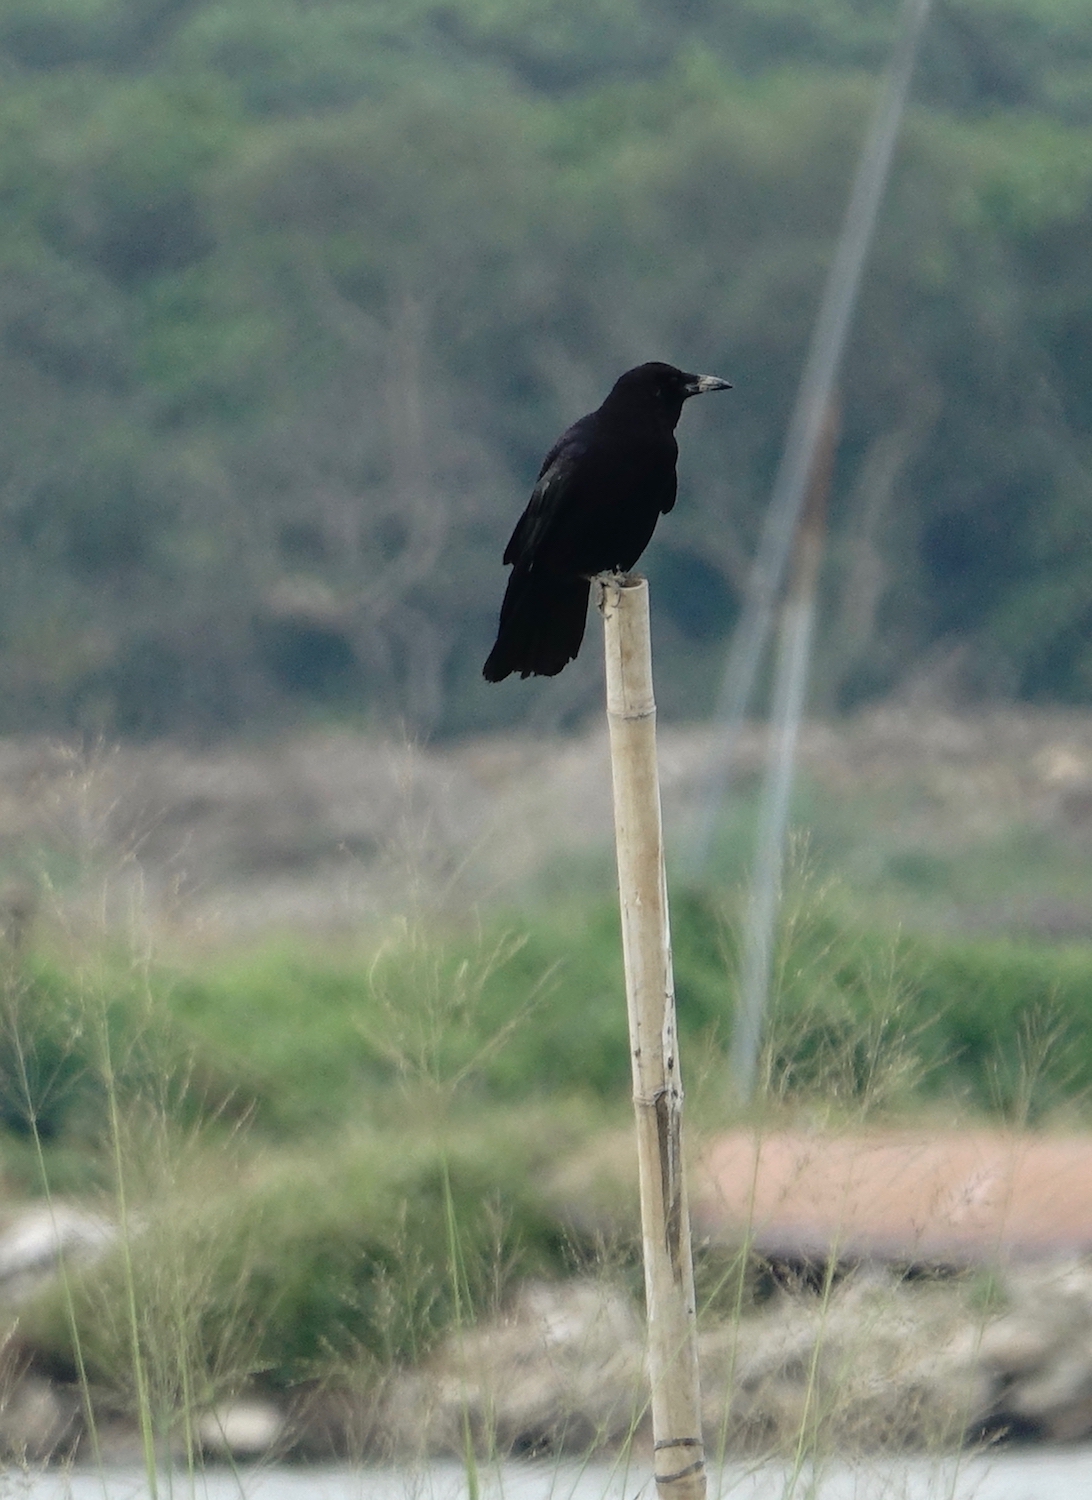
[
  {"left": 599, "top": 574, "right": 654, "bottom": 718},
  {"left": 596, "top": 571, "right": 647, "bottom": 616}
]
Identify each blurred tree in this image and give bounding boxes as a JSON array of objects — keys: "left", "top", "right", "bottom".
[{"left": 0, "top": 0, "right": 1089, "bottom": 736}]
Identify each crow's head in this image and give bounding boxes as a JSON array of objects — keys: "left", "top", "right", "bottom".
[{"left": 606, "top": 361, "right": 731, "bottom": 427}]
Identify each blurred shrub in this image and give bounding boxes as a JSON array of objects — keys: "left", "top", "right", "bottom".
[{"left": 21, "top": 1114, "right": 576, "bottom": 1388}]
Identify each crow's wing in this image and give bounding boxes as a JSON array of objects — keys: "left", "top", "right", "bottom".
[{"left": 501, "top": 418, "right": 593, "bottom": 568}]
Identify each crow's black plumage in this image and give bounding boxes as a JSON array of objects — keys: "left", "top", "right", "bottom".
[{"left": 483, "top": 361, "right": 731, "bottom": 682}]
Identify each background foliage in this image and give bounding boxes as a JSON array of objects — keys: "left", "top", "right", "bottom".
[
  {"left": 1, "top": 0, "right": 1091, "bottom": 739},
  {"left": 10, "top": 893, "right": 1092, "bottom": 1384}
]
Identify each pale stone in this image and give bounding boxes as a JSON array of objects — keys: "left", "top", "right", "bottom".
[
  {"left": 197, "top": 1400, "right": 284, "bottom": 1457},
  {"left": 0, "top": 1205, "right": 114, "bottom": 1301},
  {"left": 0, "top": 1375, "right": 77, "bottom": 1459},
  {"left": 384, "top": 1279, "right": 647, "bottom": 1458},
  {"left": 978, "top": 1318, "right": 1054, "bottom": 1377}
]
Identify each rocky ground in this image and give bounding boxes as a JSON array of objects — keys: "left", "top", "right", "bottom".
[
  {"left": 252, "top": 1260, "right": 1092, "bottom": 1457},
  {"left": 6, "top": 1236, "right": 1092, "bottom": 1464}
]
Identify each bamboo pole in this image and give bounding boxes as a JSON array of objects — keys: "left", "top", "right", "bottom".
[{"left": 599, "top": 575, "right": 706, "bottom": 1500}]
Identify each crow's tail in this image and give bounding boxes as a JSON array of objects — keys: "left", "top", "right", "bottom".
[{"left": 482, "top": 568, "right": 590, "bottom": 682}]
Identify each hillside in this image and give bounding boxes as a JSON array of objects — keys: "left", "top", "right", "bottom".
[{"left": 1, "top": 0, "right": 1091, "bottom": 739}]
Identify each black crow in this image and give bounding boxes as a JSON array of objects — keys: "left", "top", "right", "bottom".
[{"left": 483, "top": 361, "right": 730, "bottom": 682}]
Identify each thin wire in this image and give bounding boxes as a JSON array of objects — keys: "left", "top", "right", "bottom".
[
  {"left": 684, "top": 0, "right": 933, "bottom": 879},
  {"left": 731, "top": 580, "right": 818, "bottom": 1101}
]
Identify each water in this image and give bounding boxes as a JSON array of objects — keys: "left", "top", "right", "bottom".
[{"left": 14, "top": 1453, "right": 1092, "bottom": 1500}]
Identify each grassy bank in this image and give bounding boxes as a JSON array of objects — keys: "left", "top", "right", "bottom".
[
  {"left": 2, "top": 887, "right": 1092, "bottom": 1451},
  {"left": 104, "top": 888, "right": 1092, "bottom": 1124}
]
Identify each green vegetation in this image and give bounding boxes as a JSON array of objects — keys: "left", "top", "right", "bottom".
[
  {"left": 1, "top": 0, "right": 1091, "bottom": 738},
  {"left": 152, "top": 893, "right": 1092, "bottom": 1125},
  {"left": 6, "top": 886, "right": 1092, "bottom": 1410}
]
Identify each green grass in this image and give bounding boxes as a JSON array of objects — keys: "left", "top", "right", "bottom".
[
  {"left": 7, "top": 886, "right": 1092, "bottom": 1437},
  {"left": 20, "top": 1108, "right": 588, "bottom": 1389},
  {"left": 156, "top": 893, "right": 1092, "bottom": 1126},
  {"left": 12, "top": 888, "right": 1092, "bottom": 1147}
]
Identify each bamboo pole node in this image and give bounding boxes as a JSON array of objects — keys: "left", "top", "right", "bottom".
[{"left": 597, "top": 573, "right": 706, "bottom": 1500}]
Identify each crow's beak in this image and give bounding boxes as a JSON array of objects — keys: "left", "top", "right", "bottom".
[{"left": 686, "top": 374, "right": 732, "bottom": 396}]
